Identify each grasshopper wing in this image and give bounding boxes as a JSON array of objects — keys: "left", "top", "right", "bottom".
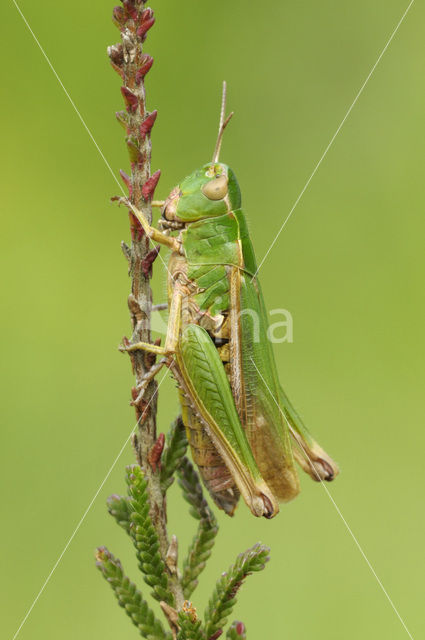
[
  {"left": 233, "top": 209, "right": 338, "bottom": 496},
  {"left": 176, "top": 324, "right": 278, "bottom": 518},
  {"left": 278, "top": 384, "right": 340, "bottom": 482},
  {"left": 233, "top": 269, "right": 300, "bottom": 502}
]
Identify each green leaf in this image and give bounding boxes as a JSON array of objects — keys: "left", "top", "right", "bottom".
[
  {"left": 182, "top": 517, "right": 218, "bottom": 599},
  {"left": 203, "top": 544, "right": 270, "bottom": 640},
  {"left": 177, "top": 457, "right": 215, "bottom": 523},
  {"left": 95, "top": 546, "right": 171, "bottom": 640},
  {"left": 116, "top": 109, "right": 128, "bottom": 129},
  {"left": 107, "top": 494, "right": 132, "bottom": 534},
  {"left": 161, "top": 416, "right": 188, "bottom": 492},
  {"left": 177, "top": 456, "right": 219, "bottom": 598},
  {"left": 126, "top": 136, "right": 142, "bottom": 163},
  {"left": 126, "top": 465, "right": 174, "bottom": 606}
]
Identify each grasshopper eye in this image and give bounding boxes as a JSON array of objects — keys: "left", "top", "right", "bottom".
[{"left": 202, "top": 174, "right": 228, "bottom": 200}]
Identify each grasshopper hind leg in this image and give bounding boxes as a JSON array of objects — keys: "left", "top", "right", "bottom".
[
  {"left": 179, "top": 390, "right": 241, "bottom": 516},
  {"left": 206, "top": 480, "right": 240, "bottom": 517}
]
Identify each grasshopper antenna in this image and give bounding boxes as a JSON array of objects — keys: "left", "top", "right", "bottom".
[{"left": 212, "top": 81, "right": 234, "bottom": 163}]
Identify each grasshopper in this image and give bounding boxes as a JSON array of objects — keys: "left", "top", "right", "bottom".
[{"left": 124, "top": 84, "right": 339, "bottom": 518}]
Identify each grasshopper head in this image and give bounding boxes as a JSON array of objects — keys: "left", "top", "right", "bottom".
[
  {"left": 163, "top": 82, "right": 240, "bottom": 223},
  {"left": 163, "top": 162, "right": 241, "bottom": 223}
]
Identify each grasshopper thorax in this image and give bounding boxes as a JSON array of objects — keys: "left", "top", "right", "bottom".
[{"left": 162, "top": 162, "right": 241, "bottom": 224}]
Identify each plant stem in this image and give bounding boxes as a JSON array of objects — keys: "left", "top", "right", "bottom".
[{"left": 108, "top": 0, "right": 184, "bottom": 612}]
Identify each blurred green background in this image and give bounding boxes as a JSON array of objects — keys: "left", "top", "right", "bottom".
[{"left": 2, "top": 1, "right": 424, "bottom": 638}]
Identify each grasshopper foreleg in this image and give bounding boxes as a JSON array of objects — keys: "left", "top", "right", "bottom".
[
  {"left": 121, "top": 198, "right": 181, "bottom": 253},
  {"left": 120, "top": 286, "right": 183, "bottom": 356}
]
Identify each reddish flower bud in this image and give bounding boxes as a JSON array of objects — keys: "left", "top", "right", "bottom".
[
  {"left": 122, "top": 0, "right": 138, "bottom": 20},
  {"left": 112, "top": 6, "right": 126, "bottom": 27},
  {"left": 148, "top": 433, "right": 165, "bottom": 472},
  {"left": 121, "top": 86, "right": 138, "bottom": 113},
  {"left": 129, "top": 212, "right": 144, "bottom": 241},
  {"left": 137, "top": 17, "right": 155, "bottom": 40},
  {"left": 137, "top": 9, "right": 155, "bottom": 40},
  {"left": 142, "top": 170, "right": 161, "bottom": 200},
  {"left": 140, "top": 110, "right": 157, "bottom": 139},
  {"left": 235, "top": 623, "right": 245, "bottom": 636},
  {"left": 142, "top": 245, "right": 160, "bottom": 276},
  {"left": 135, "top": 55, "right": 154, "bottom": 84},
  {"left": 140, "top": 8, "right": 154, "bottom": 23},
  {"left": 119, "top": 170, "right": 132, "bottom": 197}
]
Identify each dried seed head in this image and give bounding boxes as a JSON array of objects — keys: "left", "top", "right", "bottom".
[
  {"left": 182, "top": 601, "right": 197, "bottom": 623},
  {"left": 160, "top": 602, "right": 179, "bottom": 633},
  {"left": 122, "top": 28, "right": 137, "bottom": 63},
  {"left": 107, "top": 43, "right": 124, "bottom": 65},
  {"left": 165, "top": 534, "right": 179, "bottom": 574}
]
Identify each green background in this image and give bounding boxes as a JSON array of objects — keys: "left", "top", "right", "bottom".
[{"left": 2, "top": 1, "right": 424, "bottom": 638}]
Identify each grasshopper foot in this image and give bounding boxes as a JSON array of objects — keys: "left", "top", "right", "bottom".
[
  {"left": 119, "top": 337, "right": 168, "bottom": 355},
  {"left": 131, "top": 358, "right": 168, "bottom": 406}
]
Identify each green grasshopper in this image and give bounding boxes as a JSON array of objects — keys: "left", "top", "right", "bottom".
[{"left": 124, "top": 84, "right": 339, "bottom": 518}]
